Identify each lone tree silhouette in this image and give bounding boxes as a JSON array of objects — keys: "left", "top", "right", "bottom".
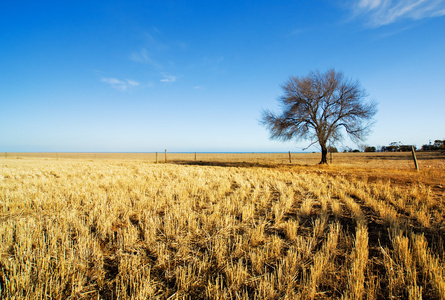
[{"left": 262, "top": 69, "right": 377, "bottom": 164}]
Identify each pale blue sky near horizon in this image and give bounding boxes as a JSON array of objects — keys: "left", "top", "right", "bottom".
[{"left": 1, "top": 0, "right": 444, "bottom": 152}]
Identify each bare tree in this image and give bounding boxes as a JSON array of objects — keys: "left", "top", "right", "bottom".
[{"left": 262, "top": 69, "right": 377, "bottom": 164}]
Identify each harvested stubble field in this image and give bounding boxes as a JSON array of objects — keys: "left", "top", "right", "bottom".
[
  {"left": 4, "top": 151, "right": 445, "bottom": 169},
  {"left": 0, "top": 152, "right": 444, "bottom": 299}
]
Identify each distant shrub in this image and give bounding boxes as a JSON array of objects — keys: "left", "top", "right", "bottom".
[
  {"left": 328, "top": 146, "right": 338, "bottom": 153},
  {"left": 422, "top": 140, "right": 445, "bottom": 151}
]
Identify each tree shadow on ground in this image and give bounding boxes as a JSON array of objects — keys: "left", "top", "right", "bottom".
[{"left": 171, "top": 160, "right": 281, "bottom": 168}]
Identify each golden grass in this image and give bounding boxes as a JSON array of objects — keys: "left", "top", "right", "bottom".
[
  {"left": 0, "top": 153, "right": 444, "bottom": 299},
  {"left": 3, "top": 151, "right": 445, "bottom": 169}
]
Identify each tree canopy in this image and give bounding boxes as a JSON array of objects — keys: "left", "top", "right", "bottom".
[{"left": 262, "top": 69, "right": 377, "bottom": 164}]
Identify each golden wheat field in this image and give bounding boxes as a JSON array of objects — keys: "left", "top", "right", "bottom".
[{"left": 1, "top": 153, "right": 444, "bottom": 299}]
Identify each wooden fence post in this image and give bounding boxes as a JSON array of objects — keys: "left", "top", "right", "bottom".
[
  {"left": 195, "top": 152, "right": 197, "bottom": 161},
  {"left": 411, "top": 146, "right": 419, "bottom": 171},
  {"left": 165, "top": 149, "right": 167, "bottom": 163},
  {"left": 288, "top": 151, "right": 292, "bottom": 164},
  {"left": 156, "top": 152, "right": 158, "bottom": 164}
]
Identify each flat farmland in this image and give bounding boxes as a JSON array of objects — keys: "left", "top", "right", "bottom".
[
  {"left": 1, "top": 152, "right": 444, "bottom": 299},
  {"left": 3, "top": 151, "right": 445, "bottom": 169}
]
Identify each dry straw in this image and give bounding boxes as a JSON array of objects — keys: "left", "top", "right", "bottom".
[{"left": 0, "top": 156, "right": 444, "bottom": 299}]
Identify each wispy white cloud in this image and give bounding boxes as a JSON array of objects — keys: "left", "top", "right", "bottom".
[
  {"left": 101, "top": 77, "right": 140, "bottom": 91},
  {"left": 144, "top": 32, "right": 169, "bottom": 51},
  {"left": 351, "top": 0, "right": 445, "bottom": 27},
  {"left": 129, "top": 48, "right": 163, "bottom": 68},
  {"left": 160, "top": 73, "right": 177, "bottom": 83}
]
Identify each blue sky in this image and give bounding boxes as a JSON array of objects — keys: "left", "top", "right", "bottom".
[{"left": 1, "top": 0, "right": 444, "bottom": 152}]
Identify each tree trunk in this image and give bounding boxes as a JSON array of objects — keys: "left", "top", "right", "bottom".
[{"left": 320, "top": 144, "right": 328, "bottom": 164}]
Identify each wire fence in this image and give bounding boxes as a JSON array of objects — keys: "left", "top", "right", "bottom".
[
  {"left": 2, "top": 151, "right": 444, "bottom": 169},
  {"left": 1, "top": 152, "right": 319, "bottom": 164}
]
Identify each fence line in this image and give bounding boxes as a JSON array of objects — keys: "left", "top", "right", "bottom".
[
  {"left": 2, "top": 151, "right": 441, "bottom": 169},
  {"left": 0, "top": 152, "right": 307, "bottom": 164}
]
